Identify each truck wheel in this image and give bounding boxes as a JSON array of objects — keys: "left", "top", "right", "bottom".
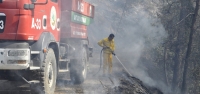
[
  {"left": 31, "top": 48, "right": 57, "bottom": 94},
  {"left": 70, "top": 48, "right": 88, "bottom": 84}
]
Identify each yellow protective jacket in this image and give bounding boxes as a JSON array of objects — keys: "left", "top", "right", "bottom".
[{"left": 98, "top": 38, "right": 115, "bottom": 54}]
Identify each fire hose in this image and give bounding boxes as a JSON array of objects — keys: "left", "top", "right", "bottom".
[{"left": 93, "top": 48, "right": 104, "bottom": 76}]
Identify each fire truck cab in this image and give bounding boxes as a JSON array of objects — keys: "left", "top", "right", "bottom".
[{"left": 0, "top": 0, "right": 94, "bottom": 93}]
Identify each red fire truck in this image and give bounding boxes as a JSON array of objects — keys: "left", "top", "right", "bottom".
[{"left": 0, "top": 0, "right": 94, "bottom": 93}]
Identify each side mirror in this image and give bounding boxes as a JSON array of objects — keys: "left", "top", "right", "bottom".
[{"left": 24, "top": 4, "right": 35, "bottom": 10}]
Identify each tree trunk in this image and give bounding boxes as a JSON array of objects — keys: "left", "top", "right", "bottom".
[
  {"left": 171, "top": 47, "right": 180, "bottom": 91},
  {"left": 181, "top": 0, "right": 200, "bottom": 94},
  {"left": 171, "top": 0, "right": 193, "bottom": 92},
  {"left": 163, "top": 45, "right": 169, "bottom": 86}
]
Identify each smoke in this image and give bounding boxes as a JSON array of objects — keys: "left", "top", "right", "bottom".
[{"left": 85, "top": 0, "right": 173, "bottom": 94}]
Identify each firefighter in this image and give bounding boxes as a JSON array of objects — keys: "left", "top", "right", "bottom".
[{"left": 98, "top": 34, "right": 115, "bottom": 76}]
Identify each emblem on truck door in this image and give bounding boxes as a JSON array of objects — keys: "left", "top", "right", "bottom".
[
  {"left": 50, "top": 6, "right": 57, "bottom": 30},
  {"left": 0, "top": 13, "right": 6, "bottom": 33}
]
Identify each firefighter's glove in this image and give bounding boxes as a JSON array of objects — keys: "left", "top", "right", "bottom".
[{"left": 112, "top": 52, "right": 116, "bottom": 56}]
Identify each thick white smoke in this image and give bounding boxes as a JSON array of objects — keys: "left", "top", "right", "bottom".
[{"left": 85, "top": 0, "right": 172, "bottom": 94}]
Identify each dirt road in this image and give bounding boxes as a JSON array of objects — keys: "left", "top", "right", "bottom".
[
  {"left": 55, "top": 53, "right": 126, "bottom": 94},
  {"left": 0, "top": 52, "right": 124, "bottom": 94},
  {"left": 0, "top": 51, "right": 158, "bottom": 94}
]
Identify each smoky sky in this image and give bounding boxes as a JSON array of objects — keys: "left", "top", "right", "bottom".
[
  {"left": 85, "top": 0, "right": 173, "bottom": 94},
  {"left": 86, "top": 0, "right": 166, "bottom": 48}
]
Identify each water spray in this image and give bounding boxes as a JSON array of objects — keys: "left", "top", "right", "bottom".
[{"left": 114, "top": 55, "right": 132, "bottom": 77}]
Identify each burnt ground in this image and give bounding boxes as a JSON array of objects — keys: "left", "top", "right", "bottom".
[{"left": 0, "top": 51, "right": 163, "bottom": 94}]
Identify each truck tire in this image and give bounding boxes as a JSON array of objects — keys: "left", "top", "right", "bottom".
[
  {"left": 30, "top": 48, "right": 57, "bottom": 94},
  {"left": 70, "top": 48, "right": 88, "bottom": 84}
]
